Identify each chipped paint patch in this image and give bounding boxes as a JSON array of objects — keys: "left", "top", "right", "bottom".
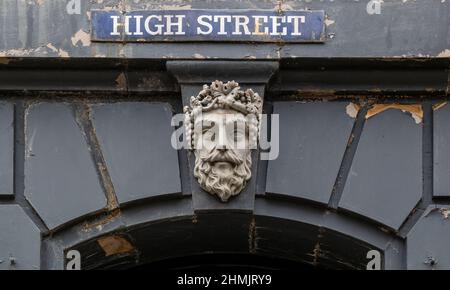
[
  {"left": 441, "top": 209, "right": 450, "bottom": 219},
  {"left": 274, "top": 2, "right": 294, "bottom": 12},
  {"left": 46, "top": 43, "right": 70, "bottom": 58},
  {"left": 366, "top": 104, "right": 423, "bottom": 124},
  {"left": 35, "top": 0, "right": 45, "bottom": 6},
  {"left": 58, "top": 49, "right": 70, "bottom": 58},
  {"left": 71, "top": 29, "right": 91, "bottom": 47},
  {"left": 346, "top": 103, "right": 360, "bottom": 118},
  {"left": 324, "top": 18, "right": 335, "bottom": 27},
  {"left": 433, "top": 102, "right": 448, "bottom": 111},
  {"left": 80, "top": 209, "right": 121, "bottom": 233},
  {"left": 46, "top": 43, "right": 58, "bottom": 53},
  {"left": 427, "top": 207, "right": 450, "bottom": 220},
  {"left": 0, "top": 58, "right": 10, "bottom": 65},
  {"left": 115, "top": 73, "right": 127, "bottom": 90},
  {"left": 97, "top": 235, "right": 135, "bottom": 257},
  {"left": 312, "top": 242, "right": 321, "bottom": 266},
  {"left": 160, "top": 4, "right": 192, "bottom": 10},
  {"left": 437, "top": 49, "right": 450, "bottom": 58},
  {"left": 193, "top": 53, "right": 206, "bottom": 59},
  {"left": 0, "top": 48, "right": 39, "bottom": 57}
]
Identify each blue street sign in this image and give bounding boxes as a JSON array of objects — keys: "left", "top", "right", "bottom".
[{"left": 91, "top": 10, "right": 325, "bottom": 43}]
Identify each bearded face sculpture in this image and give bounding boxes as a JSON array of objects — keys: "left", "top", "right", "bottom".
[{"left": 184, "top": 81, "right": 262, "bottom": 202}]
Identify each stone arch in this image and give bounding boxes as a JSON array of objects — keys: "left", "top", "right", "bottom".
[{"left": 42, "top": 197, "right": 400, "bottom": 270}]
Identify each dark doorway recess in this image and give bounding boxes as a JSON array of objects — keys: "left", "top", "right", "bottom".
[
  {"left": 66, "top": 212, "right": 379, "bottom": 270},
  {"left": 129, "top": 253, "right": 319, "bottom": 271}
]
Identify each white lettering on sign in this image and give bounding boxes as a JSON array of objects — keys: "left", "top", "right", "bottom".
[
  {"left": 214, "top": 15, "right": 232, "bottom": 35},
  {"left": 109, "top": 14, "right": 308, "bottom": 37},
  {"left": 134, "top": 15, "right": 144, "bottom": 36},
  {"left": 94, "top": 10, "right": 325, "bottom": 43},
  {"left": 197, "top": 15, "right": 213, "bottom": 35},
  {"left": 145, "top": 15, "right": 163, "bottom": 35},
  {"left": 232, "top": 16, "right": 250, "bottom": 35},
  {"left": 270, "top": 16, "right": 286, "bottom": 36},
  {"left": 287, "top": 16, "right": 305, "bottom": 36},
  {"left": 165, "top": 15, "right": 186, "bottom": 35},
  {"left": 125, "top": 15, "right": 133, "bottom": 35},
  {"left": 110, "top": 15, "right": 121, "bottom": 36},
  {"left": 252, "top": 16, "right": 269, "bottom": 35}
]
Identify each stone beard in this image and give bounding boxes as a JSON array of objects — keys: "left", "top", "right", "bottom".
[{"left": 184, "top": 81, "right": 262, "bottom": 202}]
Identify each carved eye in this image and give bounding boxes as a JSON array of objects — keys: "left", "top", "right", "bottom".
[
  {"left": 229, "top": 121, "right": 246, "bottom": 142},
  {"left": 202, "top": 126, "right": 216, "bottom": 142},
  {"left": 210, "top": 132, "right": 216, "bottom": 142},
  {"left": 233, "top": 128, "right": 245, "bottom": 142}
]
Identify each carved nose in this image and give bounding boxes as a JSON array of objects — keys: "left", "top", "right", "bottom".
[{"left": 216, "top": 145, "right": 227, "bottom": 152}]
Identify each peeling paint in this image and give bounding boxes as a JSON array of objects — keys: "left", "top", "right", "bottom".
[
  {"left": 46, "top": 43, "right": 70, "bottom": 58},
  {"left": 97, "top": 162, "right": 118, "bottom": 209},
  {"left": 75, "top": 104, "right": 119, "bottom": 211},
  {"left": 274, "top": 2, "right": 294, "bottom": 12},
  {"left": 193, "top": 53, "right": 206, "bottom": 59},
  {"left": 441, "top": 209, "right": 450, "bottom": 219},
  {"left": 346, "top": 103, "right": 360, "bottom": 118},
  {"left": 97, "top": 235, "right": 135, "bottom": 257},
  {"left": 437, "top": 49, "right": 450, "bottom": 58},
  {"left": 426, "top": 207, "right": 450, "bottom": 220},
  {"left": 71, "top": 29, "right": 91, "bottom": 47},
  {"left": 366, "top": 104, "right": 423, "bottom": 124},
  {"left": 58, "top": 49, "right": 70, "bottom": 58},
  {"left": 81, "top": 209, "right": 121, "bottom": 233},
  {"left": 248, "top": 217, "right": 257, "bottom": 254},
  {"left": 115, "top": 73, "right": 127, "bottom": 90},
  {"left": 312, "top": 242, "right": 321, "bottom": 266},
  {"left": 433, "top": 102, "right": 447, "bottom": 111},
  {"left": 160, "top": 4, "right": 192, "bottom": 10},
  {"left": 325, "top": 18, "right": 335, "bottom": 27},
  {"left": 0, "top": 48, "right": 42, "bottom": 57},
  {"left": 46, "top": 43, "right": 58, "bottom": 53}
]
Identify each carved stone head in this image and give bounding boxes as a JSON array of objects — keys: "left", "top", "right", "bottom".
[{"left": 184, "top": 80, "right": 262, "bottom": 202}]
